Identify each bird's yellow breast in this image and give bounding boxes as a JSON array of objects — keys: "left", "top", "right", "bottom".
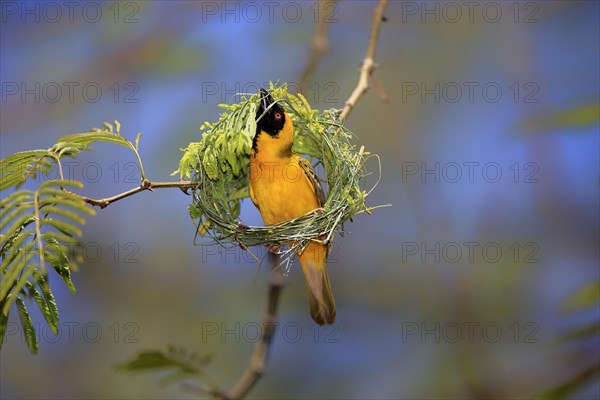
[{"left": 249, "top": 151, "right": 319, "bottom": 226}]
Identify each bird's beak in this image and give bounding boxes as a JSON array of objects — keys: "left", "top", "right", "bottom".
[{"left": 257, "top": 88, "right": 275, "bottom": 121}]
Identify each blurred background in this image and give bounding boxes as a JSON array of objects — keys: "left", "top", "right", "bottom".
[{"left": 1, "top": 1, "right": 598, "bottom": 399}]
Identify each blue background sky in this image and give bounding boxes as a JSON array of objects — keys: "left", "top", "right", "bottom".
[{"left": 1, "top": 1, "right": 599, "bottom": 399}]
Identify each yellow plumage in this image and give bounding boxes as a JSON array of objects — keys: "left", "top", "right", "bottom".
[{"left": 249, "top": 91, "right": 336, "bottom": 325}]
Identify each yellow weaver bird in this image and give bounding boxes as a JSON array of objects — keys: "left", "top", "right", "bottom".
[{"left": 249, "top": 89, "right": 336, "bottom": 325}]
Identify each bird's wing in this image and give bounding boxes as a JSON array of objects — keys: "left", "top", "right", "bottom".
[{"left": 297, "top": 157, "right": 326, "bottom": 207}]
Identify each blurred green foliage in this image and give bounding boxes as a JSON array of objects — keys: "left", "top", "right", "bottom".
[{"left": 0, "top": 122, "right": 145, "bottom": 354}]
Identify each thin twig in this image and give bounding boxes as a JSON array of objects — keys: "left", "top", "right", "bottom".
[
  {"left": 222, "top": 254, "right": 285, "bottom": 400},
  {"left": 339, "top": 0, "right": 389, "bottom": 121},
  {"left": 297, "top": 0, "right": 336, "bottom": 92},
  {"left": 32, "top": 191, "right": 46, "bottom": 275},
  {"left": 71, "top": 179, "right": 197, "bottom": 209}
]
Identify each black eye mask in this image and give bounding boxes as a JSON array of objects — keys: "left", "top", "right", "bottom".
[{"left": 256, "top": 89, "right": 286, "bottom": 138}]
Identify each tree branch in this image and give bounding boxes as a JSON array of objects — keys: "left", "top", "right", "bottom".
[
  {"left": 340, "top": 0, "right": 389, "bottom": 121},
  {"left": 297, "top": 0, "right": 336, "bottom": 92},
  {"left": 72, "top": 179, "right": 197, "bottom": 209},
  {"left": 221, "top": 255, "right": 285, "bottom": 400}
]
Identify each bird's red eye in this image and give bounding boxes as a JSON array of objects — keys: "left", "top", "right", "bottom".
[{"left": 274, "top": 112, "right": 282, "bottom": 120}]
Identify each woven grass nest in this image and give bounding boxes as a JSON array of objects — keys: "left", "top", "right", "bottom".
[{"left": 175, "top": 84, "right": 384, "bottom": 265}]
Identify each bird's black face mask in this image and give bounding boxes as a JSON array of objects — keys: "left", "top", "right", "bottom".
[{"left": 256, "top": 88, "right": 286, "bottom": 138}]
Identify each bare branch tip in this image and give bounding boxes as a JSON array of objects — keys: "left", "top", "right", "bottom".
[{"left": 341, "top": 0, "right": 389, "bottom": 121}]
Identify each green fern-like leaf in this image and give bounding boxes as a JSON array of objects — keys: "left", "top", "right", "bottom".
[
  {"left": 538, "top": 281, "right": 600, "bottom": 398},
  {"left": 536, "top": 364, "right": 600, "bottom": 400},
  {"left": 25, "top": 281, "right": 58, "bottom": 335},
  {"left": 15, "top": 296, "right": 38, "bottom": 354},
  {"left": 117, "top": 345, "right": 216, "bottom": 391},
  {"left": 57, "top": 122, "right": 146, "bottom": 179},
  {"left": 559, "top": 281, "right": 600, "bottom": 344},
  {"left": 0, "top": 120, "right": 146, "bottom": 354},
  {"left": 519, "top": 102, "right": 600, "bottom": 134},
  {"left": 57, "top": 132, "right": 133, "bottom": 151},
  {"left": 0, "top": 150, "right": 54, "bottom": 191},
  {"left": 43, "top": 236, "right": 78, "bottom": 294},
  {"left": 562, "top": 281, "right": 600, "bottom": 314},
  {"left": 0, "top": 180, "right": 95, "bottom": 351},
  {"left": 0, "top": 310, "right": 7, "bottom": 349}
]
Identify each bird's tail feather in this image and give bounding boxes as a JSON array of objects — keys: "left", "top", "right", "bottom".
[{"left": 299, "top": 244, "right": 336, "bottom": 325}]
